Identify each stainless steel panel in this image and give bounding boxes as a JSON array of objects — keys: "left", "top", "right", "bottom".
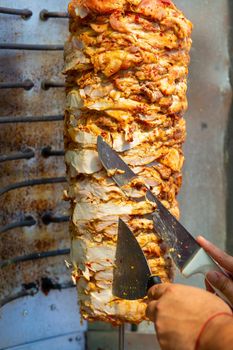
[
  {"left": 0, "top": 288, "right": 86, "bottom": 349},
  {"left": 0, "top": 0, "right": 70, "bottom": 304}
]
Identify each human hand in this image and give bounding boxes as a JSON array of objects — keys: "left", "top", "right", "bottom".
[
  {"left": 197, "top": 236, "right": 233, "bottom": 306},
  {"left": 146, "top": 283, "right": 232, "bottom": 350}
]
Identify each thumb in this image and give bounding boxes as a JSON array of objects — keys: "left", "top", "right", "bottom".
[{"left": 206, "top": 271, "right": 233, "bottom": 306}]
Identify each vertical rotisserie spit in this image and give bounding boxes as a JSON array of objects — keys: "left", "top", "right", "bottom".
[{"left": 64, "top": 0, "right": 192, "bottom": 324}]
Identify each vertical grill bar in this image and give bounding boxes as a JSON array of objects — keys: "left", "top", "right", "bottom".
[{"left": 118, "top": 324, "right": 125, "bottom": 350}]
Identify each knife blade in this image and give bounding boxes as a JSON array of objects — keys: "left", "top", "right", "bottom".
[
  {"left": 97, "top": 135, "right": 136, "bottom": 188},
  {"left": 146, "top": 190, "right": 200, "bottom": 272},
  {"left": 97, "top": 136, "right": 232, "bottom": 306},
  {"left": 97, "top": 135, "right": 199, "bottom": 271},
  {"left": 113, "top": 218, "right": 161, "bottom": 300}
]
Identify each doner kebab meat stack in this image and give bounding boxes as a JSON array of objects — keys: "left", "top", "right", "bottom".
[{"left": 64, "top": 0, "right": 192, "bottom": 324}]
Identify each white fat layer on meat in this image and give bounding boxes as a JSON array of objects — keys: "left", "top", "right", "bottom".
[
  {"left": 65, "top": 149, "right": 102, "bottom": 175},
  {"left": 67, "top": 90, "right": 84, "bottom": 110},
  {"left": 64, "top": 50, "right": 90, "bottom": 73},
  {"left": 71, "top": 238, "right": 115, "bottom": 272},
  {"left": 72, "top": 237, "right": 147, "bottom": 319},
  {"left": 68, "top": 128, "right": 154, "bottom": 152},
  {"left": 69, "top": 130, "right": 97, "bottom": 144},
  {"left": 68, "top": 181, "right": 124, "bottom": 200},
  {"left": 75, "top": 5, "right": 89, "bottom": 18},
  {"left": 85, "top": 97, "right": 145, "bottom": 111},
  {"left": 73, "top": 200, "right": 152, "bottom": 222},
  {"left": 80, "top": 287, "right": 146, "bottom": 319},
  {"left": 112, "top": 131, "right": 151, "bottom": 152}
]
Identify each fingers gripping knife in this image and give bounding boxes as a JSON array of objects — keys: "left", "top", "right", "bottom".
[{"left": 97, "top": 136, "right": 232, "bottom": 307}]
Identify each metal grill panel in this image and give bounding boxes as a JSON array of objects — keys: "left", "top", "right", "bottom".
[{"left": 0, "top": 0, "right": 72, "bottom": 310}]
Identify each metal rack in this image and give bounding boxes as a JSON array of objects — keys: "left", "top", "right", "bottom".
[
  {"left": 0, "top": 4, "right": 128, "bottom": 349},
  {"left": 0, "top": 2, "right": 71, "bottom": 310}
]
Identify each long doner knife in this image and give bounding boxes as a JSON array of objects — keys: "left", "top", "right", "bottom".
[{"left": 97, "top": 136, "right": 232, "bottom": 306}]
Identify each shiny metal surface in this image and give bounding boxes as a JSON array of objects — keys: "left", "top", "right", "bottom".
[
  {"left": 0, "top": 0, "right": 70, "bottom": 305},
  {"left": 0, "top": 288, "right": 86, "bottom": 349},
  {"left": 113, "top": 219, "right": 151, "bottom": 300},
  {"left": 97, "top": 136, "right": 136, "bottom": 188},
  {"left": 118, "top": 324, "right": 125, "bottom": 350},
  {"left": 98, "top": 136, "right": 200, "bottom": 272},
  {"left": 146, "top": 190, "right": 200, "bottom": 271}
]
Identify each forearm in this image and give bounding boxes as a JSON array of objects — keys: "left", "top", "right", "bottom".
[{"left": 199, "top": 314, "right": 233, "bottom": 350}]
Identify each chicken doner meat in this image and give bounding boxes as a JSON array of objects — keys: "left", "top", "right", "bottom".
[{"left": 64, "top": 0, "right": 192, "bottom": 324}]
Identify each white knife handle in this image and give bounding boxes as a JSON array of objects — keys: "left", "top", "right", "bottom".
[{"left": 182, "top": 248, "right": 232, "bottom": 307}]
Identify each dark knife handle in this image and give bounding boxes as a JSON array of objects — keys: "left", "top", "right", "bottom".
[{"left": 147, "top": 275, "right": 162, "bottom": 291}]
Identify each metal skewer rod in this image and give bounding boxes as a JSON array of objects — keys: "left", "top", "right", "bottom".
[
  {"left": 40, "top": 10, "right": 69, "bottom": 20},
  {"left": 0, "top": 115, "right": 64, "bottom": 124},
  {"left": 41, "top": 80, "right": 65, "bottom": 90},
  {"left": 0, "top": 7, "right": 32, "bottom": 19},
  {"left": 0, "top": 43, "right": 64, "bottom": 51},
  {"left": 0, "top": 79, "right": 34, "bottom": 90},
  {"left": 118, "top": 324, "right": 125, "bottom": 350}
]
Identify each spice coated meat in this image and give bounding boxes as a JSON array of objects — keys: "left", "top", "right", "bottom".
[{"left": 64, "top": 0, "right": 192, "bottom": 324}]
